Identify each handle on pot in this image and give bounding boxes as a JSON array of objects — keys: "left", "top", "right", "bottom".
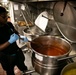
[
  {"left": 23, "top": 69, "right": 35, "bottom": 74},
  {"left": 57, "top": 54, "right": 76, "bottom": 61}
]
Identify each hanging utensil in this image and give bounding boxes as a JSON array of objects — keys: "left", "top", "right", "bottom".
[{"left": 60, "top": 1, "right": 68, "bottom": 16}]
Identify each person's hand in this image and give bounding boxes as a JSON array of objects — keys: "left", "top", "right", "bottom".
[
  {"left": 20, "top": 35, "right": 28, "bottom": 42},
  {"left": 8, "top": 33, "right": 19, "bottom": 44}
]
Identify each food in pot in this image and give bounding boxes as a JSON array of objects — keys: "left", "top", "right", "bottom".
[
  {"left": 31, "top": 44, "right": 68, "bottom": 56},
  {"left": 63, "top": 68, "right": 76, "bottom": 75},
  {"left": 31, "top": 36, "right": 70, "bottom": 56},
  {"left": 17, "top": 21, "right": 32, "bottom": 26},
  {"left": 61, "top": 62, "right": 76, "bottom": 75},
  {"left": 17, "top": 21, "right": 26, "bottom": 26}
]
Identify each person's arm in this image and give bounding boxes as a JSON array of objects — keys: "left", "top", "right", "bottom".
[
  {"left": 7, "top": 22, "right": 28, "bottom": 42},
  {"left": 0, "top": 42, "right": 10, "bottom": 50},
  {"left": 0, "top": 33, "right": 19, "bottom": 51}
]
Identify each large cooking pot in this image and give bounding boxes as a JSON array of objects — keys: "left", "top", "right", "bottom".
[
  {"left": 30, "top": 35, "right": 76, "bottom": 75},
  {"left": 60, "top": 62, "right": 76, "bottom": 75}
]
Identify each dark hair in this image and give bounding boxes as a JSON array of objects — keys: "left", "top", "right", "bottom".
[{"left": 0, "top": 6, "right": 8, "bottom": 14}]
